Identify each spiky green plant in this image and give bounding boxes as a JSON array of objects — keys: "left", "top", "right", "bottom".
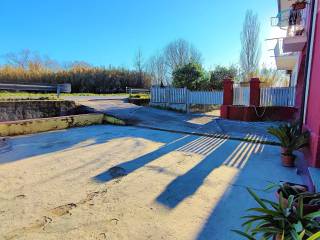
[
  {"left": 232, "top": 188, "right": 320, "bottom": 240},
  {"left": 266, "top": 182, "right": 320, "bottom": 208},
  {"left": 268, "top": 122, "right": 309, "bottom": 156}
]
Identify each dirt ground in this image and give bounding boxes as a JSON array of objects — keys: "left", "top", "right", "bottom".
[{"left": 0, "top": 125, "right": 300, "bottom": 240}]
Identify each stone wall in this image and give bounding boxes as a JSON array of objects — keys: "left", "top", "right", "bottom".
[{"left": 0, "top": 100, "right": 77, "bottom": 122}]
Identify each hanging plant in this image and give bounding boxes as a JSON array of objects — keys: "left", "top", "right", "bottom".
[{"left": 292, "top": 0, "right": 307, "bottom": 10}]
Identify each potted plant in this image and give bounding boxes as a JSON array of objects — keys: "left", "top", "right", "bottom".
[
  {"left": 232, "top": 188, "right": 320, "bottom": 240},
  {"left": 269, "top": 182, "right": 320, "bottom": 214},
  {"left": 292, "top": 0, "right": 307, "bottom": 10},
  {"left": 268, "top": 122, "right": 309, "bottom": 167}
]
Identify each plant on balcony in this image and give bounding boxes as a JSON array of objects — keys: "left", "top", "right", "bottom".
[
  {"left": 267, "top": 182, "right": 320, "bottom": 214},
  {"left": 292, "top": 0, "right": 307, "bottom": 10},
  {"left": 268, "top": 122, "right": 309, "bottom": 167},
  {"left": 232, "top": 188, "right": 320, "bottom": 240}
]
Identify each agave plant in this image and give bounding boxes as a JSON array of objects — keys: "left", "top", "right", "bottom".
[
  {"left": 268, "top": 122, "right": 309, "bottom": 156},
  {"left": 232, "top": 188, "right": 320, "bottom": 240}
]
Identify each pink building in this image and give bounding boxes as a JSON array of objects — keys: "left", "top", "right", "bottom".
[{"left": 273, "top": 0, "right": 320, "bottom": 167}]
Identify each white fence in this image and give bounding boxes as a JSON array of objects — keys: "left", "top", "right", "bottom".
[
  {"left": 233, "top": 87, "right": 250, "bottom": 106},
  {"left": 150, "top": 87, "right": 223, "bottom": 106},
  {"left": 260, "top": 87, "right": 296, "bottom": 107},
  {"left": 189, "top": 90, "right": 223, "bottom": 105}
]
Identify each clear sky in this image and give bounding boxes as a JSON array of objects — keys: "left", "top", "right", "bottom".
[{"left": 0, "top": 0, "right": 279, "bottom": 69}]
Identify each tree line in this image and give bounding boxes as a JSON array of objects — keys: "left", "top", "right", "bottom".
[{"left": 0, "top": 50, "right": 151, "bottom": 93}]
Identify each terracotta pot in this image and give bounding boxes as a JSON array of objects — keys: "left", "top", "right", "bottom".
[
  {"left": 281, "top": 147, "right": 289, "bottom": 155},
  {"left": 281, "top": 154, "right": 295, "bottom": 167},
  {"left": 276, "top": 185, "right": 320, "bottom": 214},
  {"left": 273, "top": 234, "right": 282, "bottom": 240}
]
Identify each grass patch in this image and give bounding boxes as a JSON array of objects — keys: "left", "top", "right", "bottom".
[
  {"left": 129, "top": 93, "right": 150, "bottom": 99},
  {"left": 0, "top": 91, "right": 129, "bottom": 100}
]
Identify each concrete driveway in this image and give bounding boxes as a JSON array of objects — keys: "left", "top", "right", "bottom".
[
  {"left": 71, "top": 97, "right": 280, "bottom": 143},
  {"left": 0, "top": 125, "right": 300, "bottom": 240}
]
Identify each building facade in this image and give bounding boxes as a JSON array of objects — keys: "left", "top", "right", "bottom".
[{"left": 273, "top": 0, "right": 320, "bottom": 167}]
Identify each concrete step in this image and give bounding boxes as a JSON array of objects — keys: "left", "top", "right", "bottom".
[{"left": 309, "top": 167, "right": 320, "bottom": 192}]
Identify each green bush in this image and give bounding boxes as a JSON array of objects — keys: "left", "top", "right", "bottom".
[
  {"left": 172, "top": 62, "right": 208, "bottom": 90},
  {"left": 209, "top": 65, "right": 238, "bottom": 90}
]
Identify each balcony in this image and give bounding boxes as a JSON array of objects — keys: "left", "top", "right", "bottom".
[
  {"left": 272, "top": 3, "right": 307, "bottom": 28},
  {"left": 274, "top": 39, "right": 299, "bottom": 70},
  {"left": 282, "top": 34, "right": 307, "bottom": 52}
]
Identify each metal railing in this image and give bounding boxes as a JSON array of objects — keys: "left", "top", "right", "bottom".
[
  {"left": 150, "top": 87, "right": 223, "bottom": 105},
  {"left": 260, "top": 87, "right": 296, "bottom": 107},
  {"left": 126, "top": 87, "right": 150, "bottom": 95},
  {"left": 0, "top": 83, "right": 71, "bottom": 97},
  {"left": 271, "top": 7, "right": 307, "bottom": 30}
]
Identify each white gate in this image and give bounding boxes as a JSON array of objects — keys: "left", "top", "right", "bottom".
[{"left": 233, "top": 87, "right": 250, "bottom": 106}]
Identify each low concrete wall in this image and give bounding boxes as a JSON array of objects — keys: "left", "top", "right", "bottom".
[
  {"left": 221, "top": 105, "right": 297, "bottom": 121},
  {"left": 150, "top": 103, "right": 187, "bottom": 112},
  {"left": 0, "top": 100, "right": 77, "bottom": 122},
  {"left": 0, "top": 113, "right": 127, "bottom": 137},
  {"left": 0, "top": 114, "right": 104, "bottom": 136}
]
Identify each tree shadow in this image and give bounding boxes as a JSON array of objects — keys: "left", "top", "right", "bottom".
[
  {"left": 93, "top": 134, "right": 199, "bottom": 182},
  {"left": 1, "top": 125, "right": 183, "bottom": 164}
]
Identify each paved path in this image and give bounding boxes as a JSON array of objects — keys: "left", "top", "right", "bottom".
[
  {"left": 71, "top": 97, "right": 281, "bottom": 144},
  {"left": 0, "top": 125, "right": 301, "bottom": 240}
]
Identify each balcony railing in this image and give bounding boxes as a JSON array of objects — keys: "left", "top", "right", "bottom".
[
  {"left": 271, "top": 9, "right": 291, "bottom": 27},
  {"left": 271, "top": 7, "right": 307, "bottom": 31},
  {"left": 274, "top": 39, "right": 299, "bottom": 70}
]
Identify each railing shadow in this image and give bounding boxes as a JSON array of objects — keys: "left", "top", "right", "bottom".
[
  {"left": 195, "top": 142, "right": 300, "bottom": 240},
  {"left": 155, "top": 137, "right": 230, "bottom": 208},
  {"left": 93, "top": 134, "right": 199, "bottom": 182}
]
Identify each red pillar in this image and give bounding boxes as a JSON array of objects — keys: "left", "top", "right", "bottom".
[
  {"left": 221, "top": 78, "right": 233, "bottom": 118},
  {"left": 223, "top": 78, "right": 233, "bottom": 105},
  {"left": 249, "top": 78, "right": 260, "bottom": 107}
]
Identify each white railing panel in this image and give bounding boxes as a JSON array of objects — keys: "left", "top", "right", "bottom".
[
  {"left": 151, "top": 87, "right": 168, "bottom": 103},
  {"left": 150, "top": 87, "right": 223, "bottom": 105},
  {"left": 189, "top": 91, "right": 223, "bottom": 105},
  {"left": 168, "top": 87, "right": 186, "bottom": 104},
  {"left": 233, "top": 87, "right": 250, "bottom": 106},
  {"left": 260, "top": 87, "right": 296, "bottom": 107}
]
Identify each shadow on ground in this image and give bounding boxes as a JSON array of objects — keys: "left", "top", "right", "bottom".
[{"left": 0, "top": 125, "right": 183, "bottom": 164}]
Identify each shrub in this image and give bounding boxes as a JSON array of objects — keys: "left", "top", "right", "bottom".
[{"left": 172, "top": 62, "right": 207, "bottom": 90}]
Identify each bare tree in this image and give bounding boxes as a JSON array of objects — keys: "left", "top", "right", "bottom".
[
  {"left": 240, "top": 10, "right": 261, "bottom": 80},
  {"left": 133, "top": 48, "right": 144, "bottom": 73},
  {"left": 5, "top": 49, "right": 32, "bottom": 69},
  {"left": 146, "top": 53, "right": 168, "bottom": 86},
  {"left": 133, "top": 49, "right": 145, "bottom": 86},
  {"left": 163, "top": 39, "right": 202, "bottom": 73},
  {"left": 4, "top": 49, "right": 60, "bottom": 71}
]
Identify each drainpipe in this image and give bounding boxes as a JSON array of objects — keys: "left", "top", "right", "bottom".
[{"left": 300, "top": 0, "right": 318, "bottom": 128}]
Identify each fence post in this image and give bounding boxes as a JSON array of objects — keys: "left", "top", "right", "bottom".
[
  {"left": 249, "top": 78, "right": 261, "bottom": 107},
  {"left": 166, "top": 87, "right": 170, "bottom": 108},
  {"left": 185, "top": 87, "right": 190, "bottom": 113},
  {"left": 221, "top": 78, "right": 233, "bottom": 118},
  {"left": 56, "top": 85, "right": 61, "bottom": 98}
]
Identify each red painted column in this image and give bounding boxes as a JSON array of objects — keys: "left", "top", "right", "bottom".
[
  {"left": 221, "top": 78, "right": 233, "bottom": 118},
  {"left": 249, "top": 78, "right": 260, "bottom": 107},
  {"left": 223, "top": 78, "right": 233, "bottom": 105}
]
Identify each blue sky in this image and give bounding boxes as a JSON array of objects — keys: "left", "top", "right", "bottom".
[{"left": 0, "top": 0, "right": 278, "bottom": 69}]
